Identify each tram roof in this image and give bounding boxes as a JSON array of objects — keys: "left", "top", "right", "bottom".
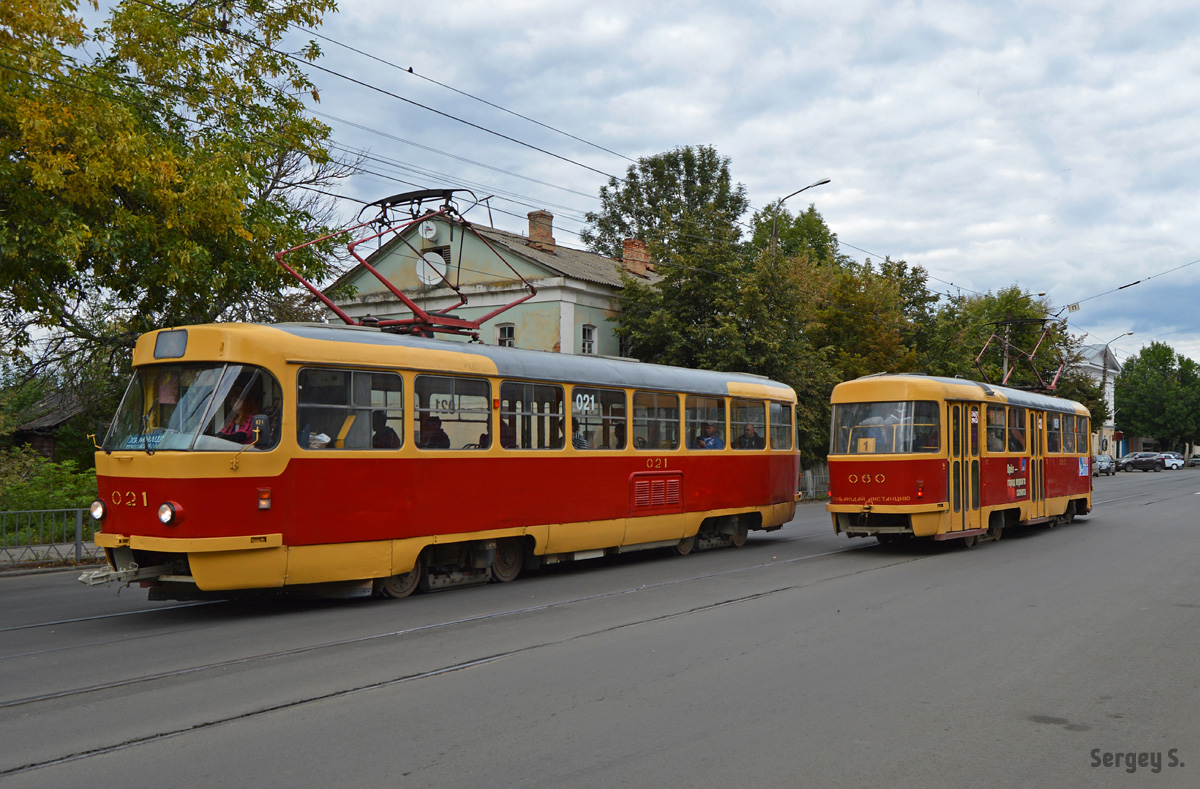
[
  {"left": 141, "top": 323, "right": 796, "bottom": 402},
  {"left": 833, "top": 373, "right": 1087, "bottom": 415}
]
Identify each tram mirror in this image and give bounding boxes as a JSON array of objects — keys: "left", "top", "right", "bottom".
[{"left": 252, "top": 414, "right": 272, "bottom": 449}]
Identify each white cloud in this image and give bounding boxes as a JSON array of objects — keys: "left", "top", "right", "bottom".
[{"left": 302, "top": 0, "right": 1200, "bottom": 359}]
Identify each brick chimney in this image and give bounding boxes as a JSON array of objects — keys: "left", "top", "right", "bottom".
[
  {"left": 622, "top": 238, "right": 650, "bottom": 277},
  {"left": 528, "top": 210, "right": 556, "bottom": 253}
]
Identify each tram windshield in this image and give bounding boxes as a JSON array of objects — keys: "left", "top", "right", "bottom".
[
  {"left": 103, "top": 363, "right": 282, "bottom": 452},
  {"left": 831, "top": 401, "right": 940, "bottom": 455}
]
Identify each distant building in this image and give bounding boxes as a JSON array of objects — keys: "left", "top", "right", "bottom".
[
  {"left": 328, "top": 210, "right": 655, "bottom": 356},
  {"left": 1076, "top": 343, "right": 1131, "bottom": 455},
  {"left": 12, "top": 390, "right": 85, "bottom": 461}
]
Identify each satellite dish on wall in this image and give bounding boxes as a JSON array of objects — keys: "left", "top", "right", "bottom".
[{"left": 417, "top": 252, "right": 447, "bottom": 285}]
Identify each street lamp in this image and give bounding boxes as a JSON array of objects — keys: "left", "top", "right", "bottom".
[
  {"left": 771, "top": 178, "right": 831, "bottom": 255},
  {"left": 1100, "top": 331, "right": 1133, "bottom": 451}
]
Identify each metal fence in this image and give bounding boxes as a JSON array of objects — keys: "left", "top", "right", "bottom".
[
  {"left": 0, "top": 509, "right": 103, "bottom": 566},
  {"left": 798, "top": 469, "right": 830, "bottom": 501}
]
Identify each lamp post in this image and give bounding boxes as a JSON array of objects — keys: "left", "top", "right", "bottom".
[
  {"left": 1100, "top": 331, "right": 1133, "bottom": 453},
  {"left": 771, "top": 178, "right": 831, "bottom": 255}
]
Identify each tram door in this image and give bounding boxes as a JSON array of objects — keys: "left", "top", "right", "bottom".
[
  {"left": 949, "top": 403, "right": 982, "bottom": 532},
  {"left": 1029, "top": 411, "right": 1045, "bottom": 519}
]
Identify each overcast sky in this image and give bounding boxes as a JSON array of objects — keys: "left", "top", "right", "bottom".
[{"left": 283, "top": 0, "right": 1200, "bottom": 366}]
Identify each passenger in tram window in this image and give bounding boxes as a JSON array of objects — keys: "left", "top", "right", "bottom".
[
  {"left": 499, "top": 418, "right": 517, "bottom": 449},
  {"left": 572, "top": 418, "right": 590, "bottom": 449},
  {"left": 695, "top": 422, "right": 724, "bottom": 449},
  {"left": 738, "top": 423, "right": 765, "bottom": 449},
  {"left": 219, "top": 390, "right": 261, "bottom": 444},
  {"left": 420, "top": 416, "right": 451, "bottom": 449},
  {"left": 372, "top": 410, "right": 400, "bottom": 449},
  {"left": 613, "top": 422, "right": 626, "bottom": 450}
]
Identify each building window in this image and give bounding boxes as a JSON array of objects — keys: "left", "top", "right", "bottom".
[
  {"left": 497, "top": 324, "right": 515, "bottom": 348},
  {"left": 619, "top": 335, "right": 632, "bottom": 358},
  {"left": 581, "top": 325, "right": 595, "bottom": 355}
]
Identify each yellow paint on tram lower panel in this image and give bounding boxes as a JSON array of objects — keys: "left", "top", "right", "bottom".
[{"left": 108, "top": 506, "right": 790, "bottom": 590}]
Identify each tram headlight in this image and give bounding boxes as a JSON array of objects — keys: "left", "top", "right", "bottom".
[
  {"left": 89, "top": 499, "right": 106, "bottom": 522},
  {"left": 157, "top": 501, "right": 184, "bottom": 525}
]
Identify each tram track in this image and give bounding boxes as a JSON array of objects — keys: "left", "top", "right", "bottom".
[
  {"left": 0, "top": 540, "right": 876, "bottom": 711},
  {"left": 1, "top": 539, "right": 922, "bottom": 778}
]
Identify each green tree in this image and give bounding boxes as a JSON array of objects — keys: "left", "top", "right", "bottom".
[
  {"left": 581, "top": 145, "right": 749, "bottom": 259},
  {"left": 1115, "top": 342, "right": 1197, "bottom": 450},
  {"left": 614, "top": 203, "right": 835, "bottom": 463},
  {"left": 0, "top": 446, "right": 96, "bottom": 511},
  {"left": 0, "top": 0, "right": 349, "bottom": 365},
  {"left": 747, "top": 202, "right": 850, "bottom": 265}
]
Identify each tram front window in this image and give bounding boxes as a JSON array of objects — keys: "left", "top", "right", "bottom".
[
  {"left": 103, "top": 363, "right": 282, "bottom": 452},
  {"left": 831, "top": 401, "right": 940, "bottom": 455}
]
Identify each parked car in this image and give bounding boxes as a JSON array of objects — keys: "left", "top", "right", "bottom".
[
  {"left": 1161, "top": 451, "right": 1185, "bottom": 470},
  {"left": 1116, "top": 452, "right": 1141, "bottom": 472},
  {"left": 1128, "top": 452, "right": 1166, "bottom": 472},
  {"left": 1092, "top": 454, "right": 1116, "bottom": 476},
  {"left": 1189, "top": 453, "right": 1200, "bottom": 467}
]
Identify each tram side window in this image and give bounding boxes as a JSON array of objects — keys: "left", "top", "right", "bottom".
[
  {"left": 1062, "top": 414, "right": 1076, "bottom": 453},
  {"left": 769, "top": 401, "right": 793, "bottom": 450},
  {"left": 571, "top": 387, "right": 626, "bottom": 449},
  {"left": 1008, "top": 408, "right": 1027, "bottom": 453},
  {"left": 1078, "top": 416, "right": 1090, "bottom": 453},
  {"left": 986, "top": 405, "right": 1006, "bottom": 452},
  {"left": 686, "top": 396, "right": 726, "bottom": 449},
  {"left": 731, "top": 399, "right": 766, "bottom": 450},
  {"left": 297, "top": 369, "right": 403, "bottom": 450},
  {"left": 500, "top": 382, "right": 564, "bottom": 450},
  {"left": 415, "top": 375, "right": 491, "bottom": 450},
  {"left": 633, "top": 391, "right": 680, "bottom": 450},
  {"left": 1046, "top": 414, "right": 1062, "bottom": 453}
]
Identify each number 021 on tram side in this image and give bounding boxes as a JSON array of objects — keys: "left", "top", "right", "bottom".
[{"left": 826, "top": 374, "right": 1093, "bottom": 546}]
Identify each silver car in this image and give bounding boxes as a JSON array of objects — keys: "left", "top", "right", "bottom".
[{"left": 1092, "top": 454, "right": 1116, "bottom": 476}]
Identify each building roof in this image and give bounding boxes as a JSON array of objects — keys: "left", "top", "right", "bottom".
[
  {"left": 14, "top": 390, "right": 85, "bottom": 433},
  {"left": 472, "top": 225, "right": 656, "bottom": 288},
  {"left": 1078, "top": 343, "right": 1122, "bottom": 374}
]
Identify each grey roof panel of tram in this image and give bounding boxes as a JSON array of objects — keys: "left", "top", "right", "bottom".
[
  {"left": 859, "top": 373, "right": 1085, "bottom": 414},
  {"left": 272, "top": 324, "right": 791, "bottom": 397}
]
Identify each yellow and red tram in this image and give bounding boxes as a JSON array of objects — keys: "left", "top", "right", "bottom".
[
  {"left": 826, "top": 374, "right": 1092, "bottom": 545},
  {"left": 82, "top": 323, "right": 800, "bottom": 599}
]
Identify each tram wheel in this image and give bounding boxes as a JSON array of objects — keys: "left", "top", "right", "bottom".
[
  {"left": 1064, "top": 502, "right": 1076, "bottom": 524},
  {"left": 490, "top": 538, "right": 523, "bottom": 583},
  {"left": 962, "top": 534, "right": 978, "bottom": 548},
  {"left": 376, "top": 563, "right": 422, "bottom": 599},
  {"left": 730, "top": 523, "right": 748, "bottom": 548},
  {"left": 675, "top": 535, "right": 695, "bottom": 555}
]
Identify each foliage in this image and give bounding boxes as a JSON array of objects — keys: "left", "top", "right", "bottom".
[
  {"left": 0, "top": 445, "right": 96, "bottom": 511},
  {"left": 613, "top": 195, "right": 837, "bottom": 463},
  {"left": 1114, "top": 342, "right": 1200, "bottom": 450},
  {"left": 580, "top": 145, "right": 749, "bottom": 259},
  {"left": 803, "top": 257, "right": 939, "bottom": 382},
  {"left": 0, "top": 0, "right": 351, "bottom": 372},
  {"left": 747, "top": 202, "right": 851, "bottom": 265}
]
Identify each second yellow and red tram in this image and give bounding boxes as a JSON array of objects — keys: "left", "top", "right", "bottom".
[{"left": 827, "top": 374, "right": 1092, "bottom": 545}]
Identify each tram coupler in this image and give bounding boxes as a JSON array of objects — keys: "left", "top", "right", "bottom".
[{"left": 78, "top": 563, "right": 170, "bottom": 587}]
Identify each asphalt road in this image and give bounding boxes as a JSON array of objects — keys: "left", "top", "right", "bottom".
[{"left": 2, "top": 468, "right": 1198, "bottom": 787}]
